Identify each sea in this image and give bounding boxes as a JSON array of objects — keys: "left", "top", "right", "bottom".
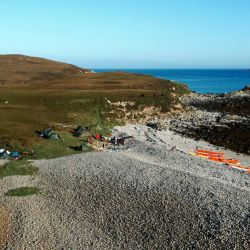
[{"left": 94, "top": 69, "right": 250, "bottom": 94}]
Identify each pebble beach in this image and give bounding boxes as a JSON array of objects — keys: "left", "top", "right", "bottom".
[{"left": 1, "top": 125, "right": 250, "bottom": 249}]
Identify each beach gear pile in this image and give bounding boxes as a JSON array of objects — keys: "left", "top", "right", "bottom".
[
  {"left": 87, "top": 132, "right": 133, "bottom": 151},
  {"left": 67, "top": 125, "right": 133, "bottom": 152},
  {"left": 191, "top": 149, "right": 250, "bottom": 173},
  {"left": 0, "top": 148, "right": 32, "bottom": 160}
]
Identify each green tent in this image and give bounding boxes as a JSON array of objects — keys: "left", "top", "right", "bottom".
[{"left": 40, "top": 128, "right": 61, "bottom": 140}]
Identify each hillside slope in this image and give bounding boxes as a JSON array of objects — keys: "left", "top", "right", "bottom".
[
  {"left": 0, "top": 55, "right": 189, "bottom": 156},
  {"left": 0, "top": 54, "right": 87, "bottom": 85}
]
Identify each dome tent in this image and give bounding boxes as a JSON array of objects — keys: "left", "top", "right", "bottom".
[{"left": 40, "top": 128, "right": 61, "bottom": 140}]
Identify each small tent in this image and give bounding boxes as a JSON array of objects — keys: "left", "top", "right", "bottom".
[
  {"left": 40, "top": 128, "right": 61, "bottom": 140},
  {"left": 0, "top": 149, "right": 10, "bottom": 159},
  {"left": 73, "top": 126, "right": 88, "bottom": 137}
]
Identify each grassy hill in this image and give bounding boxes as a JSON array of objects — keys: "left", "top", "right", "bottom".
[
  {"left": 0, "top": 54, "right": 88, "bottom": 85},
  {"left": 0, "top": 55, "right": 189, "bottom": 158}
]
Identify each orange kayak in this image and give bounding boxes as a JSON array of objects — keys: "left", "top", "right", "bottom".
[
  {"left": 195, "top": 151, "right": 224, "bottom": 159},
  {"left": 196, "top": 152, "right": 223, "bottom": 156},
  {"left": 193, "top": 149, "right": 249, "bottom": 173},
  {"left": 196, "top": 149, "right": 224, "bottom": 155},
  {"left": 196, "top": 154, "right": 209, "bottom": 158},
  {"left": 223, "top": 159, "right": 240, "bottom": 165},
  {"left": 209, "top": 157, "right": 224, "bottom": 162},
  {"left": 208, "top": 157, "right": 240, "bottom": 165},
  {"left": 196, "top": 152, "right": 210, "bottom": 157}
]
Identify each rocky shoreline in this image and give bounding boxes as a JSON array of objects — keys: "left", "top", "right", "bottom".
[{"left": 150, "top": 86, "right": 250, "bottom": 154}]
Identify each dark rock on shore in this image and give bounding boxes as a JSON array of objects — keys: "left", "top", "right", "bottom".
[
  {"left": 168, "top": 86, "right": 250, "bottom": 154},
  {"left": 181, "top": 86, "right": 250, "bottom": 116}
]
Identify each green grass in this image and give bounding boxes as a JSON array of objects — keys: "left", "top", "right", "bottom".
[
  {"left": 4, "top": 187, "right": 39, "bottom": 196},
  {"left": 0, "top": 160, "right": 38, "bottom": 178},
  {"left": 33, "top": 131, "right": 93, "bottom": 159},
  {"left": 0, "top": 71, "right": 189, "bottom": 159}
]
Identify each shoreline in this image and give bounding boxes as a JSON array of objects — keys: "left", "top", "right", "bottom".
[
  {"left": 162, "top": 86, "right": 250, "bottom": 155},
  {"left": 115, "top": 124, "right": 250, "bottom": 166}
]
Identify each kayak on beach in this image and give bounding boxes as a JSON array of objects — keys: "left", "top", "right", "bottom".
[{"left": 191, "top": 149, "right": 249, "bottom": 173}]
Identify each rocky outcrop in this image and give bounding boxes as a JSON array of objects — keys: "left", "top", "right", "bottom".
[
  {"left": 168, "top": 111, "right": 250, "bottom": 154},
  {"left": 181, "top": 88, "right": 250, "bottom": 116},
  {"left": 167, "top": 86, "right": 250, "bottom": 154}
]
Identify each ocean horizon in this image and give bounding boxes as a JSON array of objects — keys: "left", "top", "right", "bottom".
[{"left": 94, "top": 69, "right": 250, "bottom": 94}]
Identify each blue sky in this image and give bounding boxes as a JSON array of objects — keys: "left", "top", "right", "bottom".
[{"left": 1, "top": 0, "right": 250, "bottom": 68}]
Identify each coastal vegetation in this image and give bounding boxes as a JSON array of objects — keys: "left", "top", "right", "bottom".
[
  {"left": 0, "top": 55, "right": 188, "bottom": 158},
  {"left": 1, "top": 55, "right": 249, "bottom": 249}
]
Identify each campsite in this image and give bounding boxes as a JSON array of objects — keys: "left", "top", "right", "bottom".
[
  {"left": 0, "top": 55, "right": 188, "bottom": 158},
  {"left": 0, "top": 55, "right": 249, "bottom": 249},
  {"left": 1, "top": 0, "right": 250, "bottom": 248}
]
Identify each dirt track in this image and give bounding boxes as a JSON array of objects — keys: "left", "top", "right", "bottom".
[{"left": 1, "top": 126, "right": 250, "bottom": 249}]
